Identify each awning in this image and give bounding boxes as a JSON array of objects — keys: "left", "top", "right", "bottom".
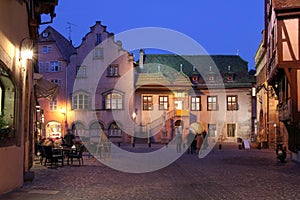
[{"left": 34, "top": 73, "right": 59, "bottom": 101}]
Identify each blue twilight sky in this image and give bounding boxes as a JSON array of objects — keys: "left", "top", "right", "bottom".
[{"left": 40, "top": 0, "right": 264, "bottom": 70}]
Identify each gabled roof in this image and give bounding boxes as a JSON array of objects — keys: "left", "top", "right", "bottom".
[
  {"left": 136, "top": 54, "right": 255, "bottom": 88},
  {"left": 39, "top": 26, "right": 76, "bottom": 62}
]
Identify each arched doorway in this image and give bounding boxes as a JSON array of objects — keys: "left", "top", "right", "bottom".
[
  {"left": 72, "top": 122, "right": 86, "bottom": 137},
  {"left": 45, "top": 121, "right": 62, "bottom": 139},
  {"left": 89, "top": 121, "right": 104, "bottom": 143}
]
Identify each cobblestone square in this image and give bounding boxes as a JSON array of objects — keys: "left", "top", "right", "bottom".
[{"left": 1, "top": 143, "right": 300, "bottom": 200}]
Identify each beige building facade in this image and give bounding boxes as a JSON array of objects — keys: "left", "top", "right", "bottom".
[{"left": 0, "top": 0, "right": 58, "bottom": 194}]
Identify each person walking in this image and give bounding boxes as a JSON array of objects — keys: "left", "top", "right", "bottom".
[
  {"left": 186, "top": 130, "right": 196, "bottom": 154},
  {"left": 64, "top": 129, "right": 75, "bottom": 147},
  {"left": 175, "top": 128, "right": 183, "bottom": 153},
  {"left": 196, "top": 134, "right": 204, "bottom": 154}
]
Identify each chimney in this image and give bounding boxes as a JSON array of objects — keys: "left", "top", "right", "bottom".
[{"left": 139, "top": 49, "right": 144, "bottom": 69}]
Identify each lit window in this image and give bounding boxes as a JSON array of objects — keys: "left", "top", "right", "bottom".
[
  {"left": 207, "top": 96, "right": 218, "bottom": 111},
  {"left": 159, "top": 96, "right": 169, "bottom": 110},
  {"left": 143, "top": 96, "right": 153, "bottom": 110},
  {"left": 105, "top": 93, "right": 123, "bottom": 110},
  {"left": 50, "top": 99, "right": 58, "bottom": 110},
  {"left": 191, "top": 96, "right": 201, "bottom": 111},
  {"left": 227, "top": 95, "right": 238, "bottom": 110}
]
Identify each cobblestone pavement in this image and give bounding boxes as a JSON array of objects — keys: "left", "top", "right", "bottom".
[{"left": 1, "top": 143, "right": 300, "bottom": 200}]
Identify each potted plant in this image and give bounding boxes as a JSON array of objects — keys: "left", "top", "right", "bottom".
[{"left": 0, "top": 115, "right": 11, "bottom": 144}]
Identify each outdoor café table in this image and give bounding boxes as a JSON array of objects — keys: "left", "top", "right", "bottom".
[
  {"left": 60, "top": 146, "right": 76, "bottom": 165},
  {"left": 51, "top": 147, "right": 64, "bottom": 166}
]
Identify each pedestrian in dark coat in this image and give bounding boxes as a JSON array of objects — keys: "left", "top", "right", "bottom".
[
  {"left": 186, "top": 131, "right": 196, "bottom": 154},
  {"left": 196, "top": 134, "right": 203, "bottom": 154}
]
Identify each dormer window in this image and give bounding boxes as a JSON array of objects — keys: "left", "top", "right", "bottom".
[
  {"left": 226, "top": 66, "right": 235, "bottom": 82},
  {"left": 227, "top": 74, "right": 234, "bottom": 81},
  {"left": 207, "top": 66, "right": 216, "bottom": 82},
  {"left": 192, "top": 76, "right": 199, "bottom": 83},
  {"left": 191, "top": 66, "right": 199, "bottom": 83},
  {"left": 42, "top": 32, "right": 49, "bottom": 38},
  {"left": 208, "top": 75, "right": 215, "bottom": 81}
]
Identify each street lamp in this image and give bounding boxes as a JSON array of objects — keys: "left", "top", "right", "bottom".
[
  {"left": 132, "top": 110, "right": 137, "bottom": 147},
  {"left": 274, "top": 123, "right": 277, "bottom": 148},
  {"left": 60, "top": 107, "right": 67, "bottom": 135}
]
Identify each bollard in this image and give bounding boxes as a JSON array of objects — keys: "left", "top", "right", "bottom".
[{"left": 219, "top": 144, "right": 222, "bottom": 150}]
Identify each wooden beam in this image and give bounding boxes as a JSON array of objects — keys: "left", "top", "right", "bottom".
[{"left": 283, "top": 67, "right": 293, "bottom": 88}]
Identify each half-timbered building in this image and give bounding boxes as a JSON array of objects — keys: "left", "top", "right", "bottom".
[{"left": 265, "top": 0, "right": 300, "bottom": 159}]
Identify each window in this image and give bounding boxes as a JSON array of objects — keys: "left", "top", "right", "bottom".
[
  {"left": 207, "top": 96, "right": 218, "bottom": 111},
  {"left": 208, "top": 75, "right": 215, "bottom": 81},
  {"left": 51, "top": 79, "right": 62, "bottom": 87},
  {"left": 159, "top": 96, "right": 169, "bottom": 110},
  {"left": 108, "top": 122, "right": 122, "bottom": 137},
  {"left": 50, "top": 61, "right": 62, "bottom": 72},
  {"left": 89, "top": 122, "right": 104, "bottom": 142},
  {"left": 38, "top": 62, "right": 44, "bottom": 73},
  {"left": 76, "top": 66, "right": 87, "bottom": 78},
  {"left": 0, "top": 65, "right": 17, "bottom": 146},
  {"left": 227, "top": 95, "right": 238, "bottom": 110},
  {"left": 93, "top": 48, "right": 104, "bottom": 59},
  {"left": 72, "top": 94, "right": 89, "bottom": 110},
  {"left": 96, "top": 33, "right": 102, "bottom": 45},
  {"left": 143, "top": 96, "right": 153, "bottom": 110},
  {"left": 105, "top": 93, "right": 123, "bottom": 110},
  {"left": 227, "top": 124, "right": 236, "bottom": 137},
  {"left": 208, "top": 124, "right": 216, "bottom": 137},
  {"left": 191, "top": 96, "right": 201, "bottom": 111},
  {"left": 107, "top": 65, "right": 119, "bottom": 77},
  {"left": 174, "top": 100, "right": 183, "bottom": 110},
  {"left": 43, "top": 45, "right": 52, "bottom": 53},
  {"left": 44, "top": 61, "right": 50, "bottom": 72},
  {"left": 227, "top": 74, "right": 234, "bottom": 82},
  {"left": 50, "top": 99, "right": 58, "bottom": 110}
]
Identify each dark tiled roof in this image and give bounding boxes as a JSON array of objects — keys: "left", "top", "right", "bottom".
[
  {"left": 273, "top": 0, "right": 300, "bottom": 9},
  {"left": 39, "top": 26, "right": 76, "bottom": 62},
  {"left": 136, "top": 54, "right": 255, "bottom": 88}
]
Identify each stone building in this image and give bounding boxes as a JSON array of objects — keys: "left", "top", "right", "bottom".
[{"left": 134, "top": 51, "right": 256, "bottom": 145}]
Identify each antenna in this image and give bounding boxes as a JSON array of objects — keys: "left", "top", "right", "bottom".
[{"left": 66, "top": 22, "right": 77, "bottom": 42}]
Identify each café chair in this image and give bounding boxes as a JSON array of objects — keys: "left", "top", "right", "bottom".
[
  {"left": 67, "top": 144, "right": 84, "bottom": 166},
  {"left": 41, "top": 145, "right": 63, "bottom": 167}
]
